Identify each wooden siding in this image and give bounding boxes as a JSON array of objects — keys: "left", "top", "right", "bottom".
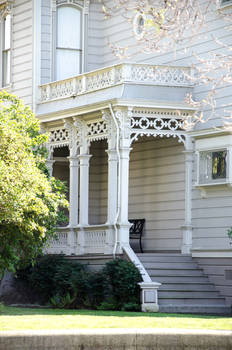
[
  {"left": 11, "top": 0, "right": 33, "bottom": 106},
  {"left": 41, "top": 0, "right": 52, "bottom": 84},
  {"left": 89, "top": 140, "right": 108, "bottom": 225},
  {"left": 129, "top": 137, "right": 185, "bottom": 252}
]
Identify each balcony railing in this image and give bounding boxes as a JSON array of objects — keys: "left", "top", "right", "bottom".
[{"left": 39, "top": 63, "right": 193, "bottom": 103}]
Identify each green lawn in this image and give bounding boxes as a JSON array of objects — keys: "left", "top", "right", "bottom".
[{"left": 0, "top": 307, "right": 231, "bottom": 331}]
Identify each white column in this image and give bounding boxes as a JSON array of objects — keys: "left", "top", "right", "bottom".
[
  {"left": 78, "top": 154, "right": 92, "bottom": 226},
  {"left": 68, "top": 156, "right": 79, "bottom": 227},
  {"left": 106, "top": 149, "right": 118, "bottom": 224},
  {"left": 46, "top": 159, "right": 55, "bottom": 176},
  {"left": 118, "top": 146, "right": 132, "bottom": 248},
  {"left": 181, "top": 136, "right": 194, "bottom": 254}
]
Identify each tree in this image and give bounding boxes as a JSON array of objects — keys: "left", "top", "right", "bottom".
[{"left": 0, "top": 91, "right": 68, "bottom": 274}]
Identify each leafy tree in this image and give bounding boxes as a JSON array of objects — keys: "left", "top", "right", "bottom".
[{"left": 0, "top": 91, "right": 68, "bottom": 274}]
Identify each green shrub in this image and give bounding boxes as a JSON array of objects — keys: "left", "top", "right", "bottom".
[
  {"left": 17, "top": 256, "right": 142, "bottom": 311},
  {"left": 103, "top": 259, "right": 142, "bottom": 310},
  {"left": 0, "top": 302, "right": 5, "bottom": 313}
]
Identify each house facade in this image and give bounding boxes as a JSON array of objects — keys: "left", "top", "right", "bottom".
[{"left": 0, "top": 0, "right": 232, "bottom": 313}]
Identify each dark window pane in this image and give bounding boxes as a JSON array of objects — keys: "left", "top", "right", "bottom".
[{"left": 212, "top": 151, "right": 227, "bottom": 179}]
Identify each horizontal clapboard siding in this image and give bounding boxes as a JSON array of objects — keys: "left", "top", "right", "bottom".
[
  {"left": 11, "top": 0, "right": 33, "bottom": 106},
  {"left": 128, "top": 137, "right": 185, "bottom": 252},
  {"left": 89, "top": 140, "right": 108, "bottom": 225}
]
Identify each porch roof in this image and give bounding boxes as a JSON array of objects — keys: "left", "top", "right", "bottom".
[{"left": 36, "top": 63, "right": 194, "bottom": 122}]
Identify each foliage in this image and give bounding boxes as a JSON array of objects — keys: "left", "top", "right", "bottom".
[
  {"left": 0, "top": 91, "right": 68, "bottom": 273},
  {"left": 102, "top": 259, "right": 142, "bottom": 310},
  {"left": 16, "top": 256, "right": 141, "bottom": 311},
  {"left": 227, "top": 228, "right": 232, "bottom": 243},
  {"left": 0, "top": 302, "right": 5, "bottom": 314}
]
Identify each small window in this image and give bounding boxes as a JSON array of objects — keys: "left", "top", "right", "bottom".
[
  {"left": 198, "top": 149, "right": 228, "bottom": 184},
  {"left": 220, "top": 0, "right": 232, "bottom": 7},
  {"left": 2, "top": 14, "right": 11, "bottom": 87},
  {"left": 133, "top": 13, "right": 145, "bottom": 39},
  {"left": 56, "top": 6, "right": 82, "bottom": 80}
]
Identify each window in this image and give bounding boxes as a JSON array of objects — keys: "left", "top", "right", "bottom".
[
  {"left": 198, "top": 150, "right": 228, "bottom": 185},
  {"left": 56, "top": 6, "right": 82, "bottom": 80},
  {"left": 133, "top": 13, "right": 145, "bottom": 39},
  {"left": 1, "top": 13, "right": 11, "bottom": 87},
  {"left": 220, "top": 0, "right": 232, "bottom": 7}
]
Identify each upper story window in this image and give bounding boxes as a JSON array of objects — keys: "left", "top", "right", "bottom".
[
  {"left": 220, "top": 0, "right": 232, "bottom": 7},
  {"left": 56, "top": 5, "right": 82, "bottom": 81},
  {"left": 1, "top": 13, "right": 11, "bottom": 87}
]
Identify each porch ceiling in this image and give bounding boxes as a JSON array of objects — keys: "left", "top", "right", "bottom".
[{"left": 36, "top": 63, "right": 194, "bottom": 123}]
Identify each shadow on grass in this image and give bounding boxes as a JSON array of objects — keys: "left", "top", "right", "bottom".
[{"left": 1, "top": 307, "right": 230, "bottom": 319}]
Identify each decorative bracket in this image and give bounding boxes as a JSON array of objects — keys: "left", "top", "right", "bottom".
[{"left": 0, "top": 0, "right": 13, "bottom": 17}]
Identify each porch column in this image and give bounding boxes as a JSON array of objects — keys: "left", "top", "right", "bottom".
[
  {"left": 181, "top": 136, "right": 194, "bottom": 254},
  {"left": 78, "top": 153, "right": 92, "bottom": 225},
  {"left": 118, "top": 146, "right": 132, "bottom": 248},
  {"left": 46, "top": 159, "right": 55, "bottom": 177},
  {"left": 106, "top": 149, "right": 118, "bottom": 224},
  {"left": 68, "top": 156, "right": 79, "bottom": 227}
]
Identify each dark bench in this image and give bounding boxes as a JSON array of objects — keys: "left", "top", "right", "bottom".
[{"left": 129, "top": 219, "right": 145, "bottom": 253}]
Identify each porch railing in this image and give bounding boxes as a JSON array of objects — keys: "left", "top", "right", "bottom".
[
  {"left": 45, "top": 225, "right": 115, "bottom": 255},
  {"left": 39, "top": 63, "right": 193, "bottom": 103}
]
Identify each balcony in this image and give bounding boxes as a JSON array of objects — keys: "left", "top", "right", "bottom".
[
  {"left": 37, "top": 63, "right": 194, "bottom": 121},
  {"left": 40, "top": 63, "right": 193, "bottom": 103}
]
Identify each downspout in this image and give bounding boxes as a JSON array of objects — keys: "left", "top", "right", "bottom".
[
  {"left": 108, "top": 104, "right": 161, "bottom": 312},
  {"left": 108, "top": 103, "right": 121, "bottom": 258}
]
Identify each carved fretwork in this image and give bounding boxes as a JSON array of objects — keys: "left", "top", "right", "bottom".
[
  {"left": 0, "top": 0, "right": 13, "bottom": 18},
  {"left": 130, "top": 109, "right": 187, "bottom": 145},
  {"left": 86, "top": 119, "right": 108, "bottom": 143}
]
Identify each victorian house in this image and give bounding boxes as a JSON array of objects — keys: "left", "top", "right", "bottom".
[{"left": 0, "top": 0, "right": 232, "bottom": 313}]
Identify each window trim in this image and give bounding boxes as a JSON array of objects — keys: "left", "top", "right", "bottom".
[
  {"left": 53, "top": 1, "right": 85, "bottom": 81},
  {"left": 195, "top": 135, "right": 232, "bottom": 191},
  {"left": 218, "top": 0, "right": 232, "bottom": 9},
  {"left": 196, "top": 148, "right": 229, "bottom": 187},
  {"left": 0, "top": 6, "right": 12, "bottom": 88}
]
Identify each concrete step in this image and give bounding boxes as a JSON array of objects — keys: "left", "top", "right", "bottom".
[
  {"left": 143, "top": 262, "right": 198, "bottom": 269},
  {"left": 159, "top": 283, "right": 217, "bottom": 291},
  {"left": 147, "top": 269, "right": 204, "bottom": 276},
  {"left": 158, "top": 291, "right": 220, "bottom": 298},
  {"left": 159, "top": 305, "right": 231, "bottom": 315},
  {"left": 138, "top": 254, "right": 193, "bottom": 263},
  {"left": 159, "top": 297, "right": 226, "bottom": 306},
  {"left": 151, "top": 276, "right": 210, "bottom": 283}
]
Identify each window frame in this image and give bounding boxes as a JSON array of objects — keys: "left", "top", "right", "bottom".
[
  {"left": 54, "top": 1, "right": 84, "bottom": 81},
  {"left": 196, "top": 148, "right": 229, "bottom": 186},
  {"left": 219, "top": 0, "right": 232, "bottom": 9},
  {"left": 0, "top": 9, "right": 12, "bottom": 88}
]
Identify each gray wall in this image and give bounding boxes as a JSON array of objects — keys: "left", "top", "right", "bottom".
[
  {"left": 89, "top": 140, "right": 108, "bottom": 225},
  {"left": 11, "top": 0, "right": 33, "bottom": 106},
  {"left": 129, "top": 137, "right": 185, "bottom": 252}
]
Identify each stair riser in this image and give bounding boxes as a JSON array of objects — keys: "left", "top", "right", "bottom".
[
  {"left": 159, "top": 291, "right": 220, "bottom": 298},
  {"left": 147, "top": 269, "right": 204, "bottom": 276},
  {"left": 159, "top": 306, "right": 231, "bottom": 315},
  {"left": 159, "top": 284, "right": 217, "bottom": 291},
  {"left": 143, "top": 262, "right": 198, "bottom": 269},
  {"left": 139, "top": 256, "right": 193, "bottom": 263},
  {"left": 159, "top": 298, "right": 226, "bottom": 306},
  {"left": 152, "top": 276, "right": 210, "bottom": 283}
]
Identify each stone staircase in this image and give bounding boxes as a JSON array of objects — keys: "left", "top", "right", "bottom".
[{"left": 137, "top": 253, "right": 231, "bottom": 315}]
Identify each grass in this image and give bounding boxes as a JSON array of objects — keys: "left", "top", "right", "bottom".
[{"left": 0, "top": 307, "right": 231, "bottom": 331}]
